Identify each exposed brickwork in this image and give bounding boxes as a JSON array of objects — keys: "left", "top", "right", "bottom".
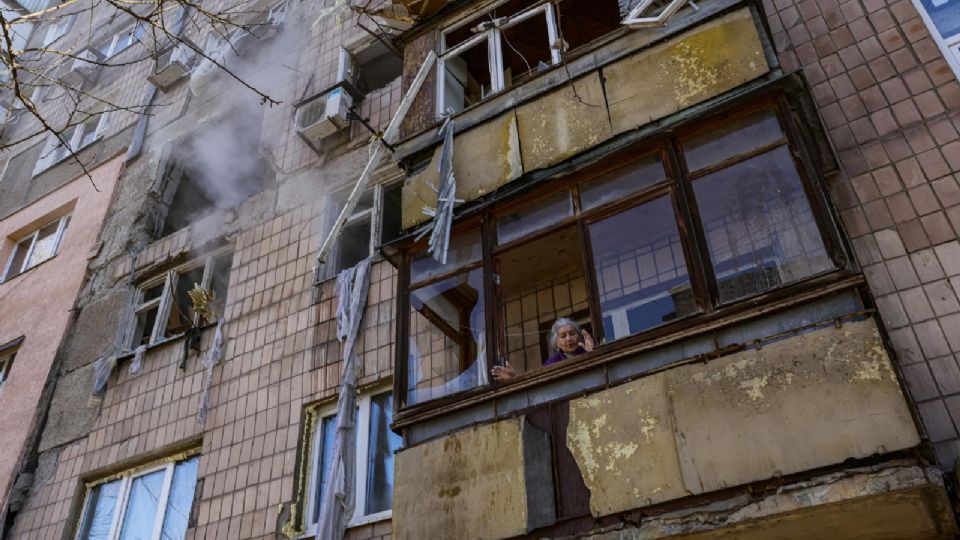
[{"left": 765, "top": 0, "right": 960, "bottom": 465}]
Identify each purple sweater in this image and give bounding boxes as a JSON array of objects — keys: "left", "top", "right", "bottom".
[{"left": 543, "top": 347, "right": 586, "bottom": 367}]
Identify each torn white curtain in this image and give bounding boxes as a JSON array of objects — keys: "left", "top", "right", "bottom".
[
  {"left": 128, "top": 345, "right": 147, "bottom": 375},
  {"left": 317, "top": 258, "right": 372, "bottom": 540},
  {"left": 196, "top": 318, "right": 225, "bottom": 425}
]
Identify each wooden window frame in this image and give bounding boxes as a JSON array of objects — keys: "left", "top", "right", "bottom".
[
  {"left": 1, "top": 213, "right": 71, "bottom": 282},
  {"left": 396, "top": 96, "right": 851, "bottom": 412},
  {"left": 126, "top": 248, "right": 231, "bottom": 349},
  {"left": 302, "top": 387, "right": 395, "bottom": 536}
]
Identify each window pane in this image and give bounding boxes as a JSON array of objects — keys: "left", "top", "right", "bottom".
[
  {"left": 692, "top": 146, "right": 834, "bottom": 303},
  {"left": 442, "top": 39, "right": 492, "bottom": 114},
  {"left": 133, "top": 306, "right": 159, "bottom": 347},
  {"left": 167, "top": 266, "right": 205, "bottom": 337},
  {"left": 365, "top": 393, "right": 401, "bottom": 514},
  {"left": 588, "top": 195, "right": 694, "bottom": 341},
  {"left": 497, "top": 190, "right": 572, "bottom": 245},
  {"left": 497, "top": 226, "right": 590, "bottom": 373},
  {"left": 0, "top": 351, "right": 13, "bottom": 384},
  {"left": 408, "top": 268, "right": 487, "bottom": 404},
  {"left": 142, "top": 283, "right": 165, "bottom": 303},
  {"left": 117, "top": 468, "right": 166, "bottom": 540},
  {"left": 410, "top": 230, "right": 481, "bottom": 284},
  {"left": 380, "top": 183, "right": 403, "bottom": 246},
  {"left": 682, "top": 110, "right": 785, "bottom": 173},
  {"left": 4, "top": 238, "right": 31, "bottom": 279},
  {"left": 311, "top": 416, "right": 338, "bottom": 525},
  {"left": 77, "top": 479, "right": 122, "bottom": 540},
  {"left": 919, "top": 0, "right": 960, "bottom": 39},
  {"left": 26, "top": 219, "right": 62, "bottom": 268},
  {"left": 336, "top": 217, "right": 372, "bottom": 272},
  {"left": 580, "top": 154, "right": 665, "bottom": 210},
  {"left": 159, "top": 457, "right": 199, "bottom": 540},
  {"left": 209, "top": 252, "right": 233, "bottom": 315},
  {"left": 501, "top": 8, "right": 554, "bottom": 88}
]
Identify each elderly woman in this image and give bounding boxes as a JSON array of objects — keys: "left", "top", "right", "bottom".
[{"left": 491, "top": 318, "right": 595, "bottom": 382}]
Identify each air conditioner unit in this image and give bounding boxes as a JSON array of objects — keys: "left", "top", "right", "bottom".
[
  {"left": 61, "top": 48, "right": 102, "bottom": 86},
  {"left": 148, "top": 42, "right": 197, "bottom": 91},
  {"left": 295, "top": 86, "right": 353, "bottom": 148}
]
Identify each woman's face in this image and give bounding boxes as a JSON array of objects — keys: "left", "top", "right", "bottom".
[{"left": 556, "top": 325, "right": 581, "bottom": 354}]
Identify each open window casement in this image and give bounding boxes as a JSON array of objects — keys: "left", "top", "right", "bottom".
[
  {"left": 437, "top": 1, "right": 561, "bottom": 117},
  {"left": 620, "top": 0, "right": 693, "bottom": 28},
  {"left": 1, "top": 213, "right": 71, "bottom": 282}
]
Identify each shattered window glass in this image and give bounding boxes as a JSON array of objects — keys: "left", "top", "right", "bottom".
[{"left": 167, "top": 266, "right": 206, "bottom": 337}]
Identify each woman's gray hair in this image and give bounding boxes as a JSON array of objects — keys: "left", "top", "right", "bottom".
[{"left": 550, "top": 318, "right": 582, "bottom": 352}]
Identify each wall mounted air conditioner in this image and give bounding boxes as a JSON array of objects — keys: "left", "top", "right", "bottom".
[
  {"left": 148, "top": 41, "right": 197, "bottom": 91},
  {"left": 294, "top": 85, "right": 354, "bottom": 149},
  {"left": 60, "top": 48, "right": 102, "bottom": 86}
]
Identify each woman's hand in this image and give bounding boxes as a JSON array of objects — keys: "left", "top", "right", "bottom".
[
  {"left": 581, "top": 330, "right": 595, "bottom": 352},
  {"left": 491, "top": 362, "right": 516, "bottom": 382}
]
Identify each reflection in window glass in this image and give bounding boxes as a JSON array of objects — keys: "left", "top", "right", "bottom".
[
  {"left": 496, "top": 226, "right": 588, "bottom": 373},
  {"left": 497, "top": 190, "right": 572, "bottom": 245},
  {"left": 410, "top": 231, "right": 482, "bottom": 284},
  {"left": 311, "top": 416, "right": 339, "bottom": 525},
  {"left": 408, "top": 269, "right": 487, "bottom": 404},
  {"left": 683, "top": 111, "right": 784, "bottom": 173},
  {"left": 588, "top": 195, "right": 694, "bottom": 341},
  {"left": 5, "top": 238, "right": 30, "bottom": 279},
  {"left": 366, "top": 393, "right": 402, "bottom": 514},
  {"left": 77, "top": 479, "right": 122, "bottom": 540},
  {"left": 918, "top": 0, "right": 960, "bottom": 40},
  {"left": 160, "top": 457, "right": 199, "bottom": 540},
  {"left": 117, "top": 469, "right": 165, "bottom": 540},
  {"left": 693, "top": 146, "right": 833, "bottom": 303},
  {"left": 580, "top": 154, "right": 665, "bottom": 210}
]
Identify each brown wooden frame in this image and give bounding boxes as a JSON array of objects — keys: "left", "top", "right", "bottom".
[{"left": 395, "top": 95, "right": 852, "bottom": 412}]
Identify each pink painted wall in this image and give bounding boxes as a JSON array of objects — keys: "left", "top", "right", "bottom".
[{"left": 0, "top": 155, "right": 123, "bottom": 508}]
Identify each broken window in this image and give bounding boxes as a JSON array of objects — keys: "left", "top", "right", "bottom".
[
  {"left": 437, "top": 0, "right": 622, "bottom": 116},
  {"left": 156, "top": 126, "right": 268, "bottom": 238},
  {"left": 2, "top": 213, "right": 71, "bottom": 282},
  {"left": 303, "top": 390, "right": 402, "bottom": 534},
  {"left": 340, "top": 38, "right": 403, "bottom": 96},
  {"left": 127, "top": 250, "right": 232, "bottom": 348},
  {"left": 75, "top": 454, "right": 199, "bottom": 540},
  {"left": 330, "top": 182, "right": 402, "bottom": 275},
  {"left": 33, "top": 112, "right": 110, "bottom": 175},
  {"left": 400, "top": 104, "right": 843, "bottom": 406}
]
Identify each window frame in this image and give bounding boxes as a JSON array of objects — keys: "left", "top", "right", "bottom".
[
  {"left": 126, "top": 248, "right": 231, "bottom": 349},
  {"left": 1, "top": 213, "right": 71, "bottom": 282},
  {"left": 0, "top": 346, "right": 18, "bottom": 387},
  {"left": 330, "top": 180, "right": 402, "bottom": 276},
  {"left": 74, "top": 452, "right": 199, "bottom": 540},
  {"left": 910, "top": 0, "right": 960, "bottom": 79},
  {"left": 397, "top": 97, "right": 851, "bottom": 410},
  {"left": 42, "top": 14, "right": 73, "bottom": 47},
  {"left": 96, "top": 21, "right": 146, "bottom": 59},
  {"left": 302, "top": 388, "right": 397, "bottom": 536},
  {"left": 32, "top": 112, "right": 111, "bottom": 175},
  {"left": 436, "top": 0, "right": 561, "bottom": 118}
]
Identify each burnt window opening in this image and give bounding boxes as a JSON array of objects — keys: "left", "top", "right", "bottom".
[
  {"left": 340, "top": 39, "right": 404, "bottom": 96},
  {"left": 128, "top": 250, "right": 233, "bottom": 349},
  {"left": 400, "top": 103, "right": 846, "bottom": 406},
  {"left": 155, "top": 129, "right": 270, "bottom": 239},
  {"left": 437, "top": 0, "right": 622, "bottom": 117},
  {"left": 329, "top": 181, "right": 403, "bottom": 276}
]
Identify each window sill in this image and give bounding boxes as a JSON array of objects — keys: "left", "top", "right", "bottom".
[
  {"left": 1, "top": 253, "right": 59, "bottom": 284},
  {"left": 300, "top": 511, "right": 391, "bottom": 539},
  {"left": 119, "top": 321, "right": 219, "bottom": 361},
  {"left": 395, "top": 271, "right": 865, "bottom": 429}
]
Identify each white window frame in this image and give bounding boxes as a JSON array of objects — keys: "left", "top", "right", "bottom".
[
  {"left": 32, "top": 111, "right": 110, "bottom": 175},
  {"left": 1, "top": 213, "right": 71, "bottom": 282},
  {"left": 42, "top": 14, "right": 73, "bottom": 47},
  {"left": 75, "top": 455, "right": 198, "bottom": 540},
  {"left": 330, "top": 180, "right": 401, "bottom": 275},
  {"left": 910, "top": 0, "right": 960, "bottom": 78},
  {"left": 97, "top": 22, "right": 145, "bottom": 59},
  {"left": 126, "top": 249, "right": 230, "bottom": 349},
  {"left": 436, "top": 0, "right": 561, "bottom": 118},
  {"left": 303, "top": 388, "right": 396, "bottom": 536}
]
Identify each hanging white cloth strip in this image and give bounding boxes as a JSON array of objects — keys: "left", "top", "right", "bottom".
[
  {"left": 317, "top": 258, "right": 372, "bottom": 540},
  {"left": 128, "top": 345, "right": 147, "bottom": 375},
  {"left": 196, "top": 318, "right": 226, "bottom": 425}
]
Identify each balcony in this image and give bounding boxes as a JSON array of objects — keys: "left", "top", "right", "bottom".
[{"left": 2, "top": 0, "right": 47, "bottom": 15}]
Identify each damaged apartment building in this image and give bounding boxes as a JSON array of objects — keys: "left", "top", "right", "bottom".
[{"left": 0, "top": 0, "right": 959, "bottom": 538}]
